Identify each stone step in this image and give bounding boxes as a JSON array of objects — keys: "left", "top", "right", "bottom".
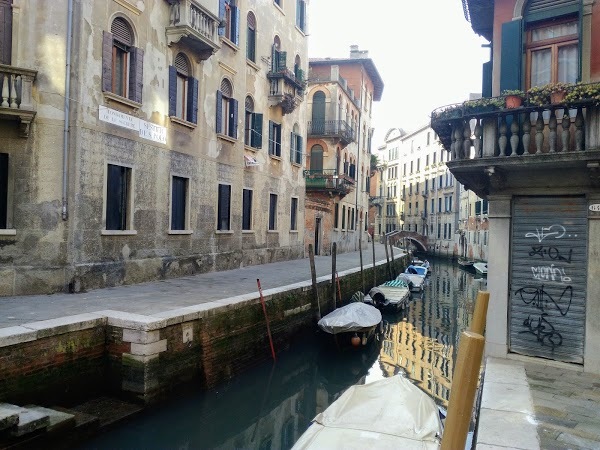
[
  {"left": 0, "top": 403, "right": 49, "bottom": 437},
  {"left": 24, "top": 406, "right": 75, "bottom": 433}
]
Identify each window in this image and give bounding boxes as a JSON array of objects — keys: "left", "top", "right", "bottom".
[
  {"left": 290, "top": 197, "right": 298, "bottom": 231},
  {"left": 274, "top": 0, "right": 282, "bottom": 6},
  {"left": 290, "top": 124, "right": 303, "bottom": 165},
  {"left": 217, "top": 184, "right": 231, "bottom": 231},
  {"left": 102, "top": 17, "right": 143, "bottom": 103},
  {"left": 271, "top": 37, "right": 287, "bottom": 74},
  {"left": 169, "top": 53, "right": 198, "bottom": 124},
  {"left": 310, "top": 145, "right": 323, "bottom": 171},
  {"left": 244, "top": 96, "right": 263, "bottom": 148},
  {"left": 242, "top": 188, "right": 252, "bottom": 230},
  {"left": 433, "top": 152, "right": 437, "bottom": 164},
  {"left": 170, "top": 176, "right": 188, "bottom": 231},
  {"left": 334, "top": 203, "right": 339, "bottom": 228},
  {"left": 342, "top": 205, "right": 346, "bottom": 229},
  {"left": 437, "top": 223, "right": 441, "bottom": 239},
  {"left": 219, "top": 0, "right": 240, "bottom": 45},
  {"left": 268, "top": 121, "right": 282, "bottom": 157},
  {"left": 0, "top": 153, "right": 8, "bottom": 228},
  {"left": 269, "top": 193, "right": 278, "bottom": 230},
  {"left": 0, "top": 0, "right": 12, "bottom": 65},
  {"left": 449, "top": 223, "right": 452, "bottom": 237},
  {"left": 526, "top": 19, "right": 578, "bottom": 88},
  {"left": 216, "top": 78, "right": 238, "bottom": 138},
  {"left": 438, "top": 198, "right": 442, "bottom": 213},
  {"left": 106, "top": 164, "right": 132, "bottom": 231},
  {"left": 431, "top": 199, "right": 434, "bottom": 213},
  {"left": 365, "top": 212, "right": 368, "bottom": 231},
  {"left": 246, "top": 12, "right": 256, "bottom": 62},
  {"left": 296, "top": 0, "right": 307, "bottom": 32},
  {"left": 403, "top": 163, "right": 406, "bottom": 176}
]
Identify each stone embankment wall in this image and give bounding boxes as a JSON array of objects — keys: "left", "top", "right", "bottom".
[{"left": 0, "top": 256, "right": 407, "bottom": 405}]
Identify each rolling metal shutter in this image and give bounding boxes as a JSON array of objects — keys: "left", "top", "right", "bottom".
[{"left": 509, "top": 196, "right": 587, "bottom": 364}]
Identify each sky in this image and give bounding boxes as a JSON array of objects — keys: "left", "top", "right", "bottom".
[{"left": 307, "top": 0, "right": 490, "bottom": 148}]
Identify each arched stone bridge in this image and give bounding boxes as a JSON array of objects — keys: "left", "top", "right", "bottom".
[{"left": 384, "top": 230, "right": 428, "bottom": 252}]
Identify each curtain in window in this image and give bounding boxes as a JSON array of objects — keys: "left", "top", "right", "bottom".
[
  {"left": 531, "top": 49, "right": 552, "bottom": 87},
  {"left": 558, "top": 44, "right": 578, "bottom": 83}
]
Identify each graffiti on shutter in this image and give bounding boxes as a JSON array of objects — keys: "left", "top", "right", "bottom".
[{"left": 510, "top": 196, "right": 587, "bottom": 364}]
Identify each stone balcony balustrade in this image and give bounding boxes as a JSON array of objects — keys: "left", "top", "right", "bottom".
[
  {"left": 166, "top": 0, "right": 220, "bottom": 59},
  {"left": 431, "top": 96, "right": 600, "bottom": 198},
  {"left": 0, "top": 64, "right": 37, "bottom": 137}
]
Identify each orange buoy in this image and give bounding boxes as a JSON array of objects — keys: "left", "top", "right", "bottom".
[{"left": 351, "top": 333, "right": 361, "bottom": 347}]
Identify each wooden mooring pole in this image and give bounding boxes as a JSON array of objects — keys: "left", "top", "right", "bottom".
[
  {"left": 371, "top": 233, "right": 376, "bottom": 287},
  {"left": 469, "top": 291, "right": 490, "bottom": 335},
  {"left": 440, "top": 331, "right": 485, "bottom": 450},
  {"left": 256, "top": 279, "right": 276, "bottom": 361},
  {"left": 359, "top": 235, "right": 364, "bottom": 293},
  {"left": 331, "top": 242, "right": 337, "bottom": 310},
  {"left": 308, "top": 244, "right": 321, "bottom": 320},
  {"left": 388, "top": 238, "right": 396, "bottom": 278},
  {"left": 384, "top": 237, "right": 390, "bottom": 280}
]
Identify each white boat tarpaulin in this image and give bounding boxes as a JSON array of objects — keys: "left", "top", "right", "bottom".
[
  {"left": 317, "top": 302, "right": 382, "bottom": 334},
  {"left": 292, "top": 375, "right": 442, "bottom": 450}
]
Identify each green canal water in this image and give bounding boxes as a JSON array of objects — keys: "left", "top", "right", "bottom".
[{"left": 80, "top": 258, "right": 484, "bottom": 450}]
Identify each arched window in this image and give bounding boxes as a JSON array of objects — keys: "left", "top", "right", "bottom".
[
  {"left": 246, "top": 12, "right": 256, "bottom": 62},
  {"left": 216, "top": 78, "right": 237, "bottom": 138},
  {"left": 169, "top": 53, "right": 198, "bottom": 124},
  {"left": 310, "top": 145, "right": 323, "bottom": 172},
  {"left": 271, "top": 36, "right": 283, "bottom": 72},
  {"left": 244, "top": 95, "right": 262, "bottom": 148},
  {"left": 219, "top": 0, "right": 239, "bottom": 45},
  {"left": 311, "top": 91, "right": 326, "bottom": 133},
  {"left": 103, "top": 16, "right": 144, "bottom": 102}
]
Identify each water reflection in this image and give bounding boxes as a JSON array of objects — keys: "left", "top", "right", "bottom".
[{"left": 80, "top": 258, "right": 482, "bottom": 450}]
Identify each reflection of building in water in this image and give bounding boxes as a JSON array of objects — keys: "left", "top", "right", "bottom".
[{"left": 380, "top": 319, "right": 454, "bottom": 407}]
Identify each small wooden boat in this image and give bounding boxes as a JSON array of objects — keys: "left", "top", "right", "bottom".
[
  {"left": 458, "top": 256, "right": 475, "bottom": 267},
  {"left": 396, "top": 273, "right": 425, "bottom": 293},
  {"left": 366, "top": 282, "right": 411, "bottom": 312},
  {"left": 405, "top": 265, "right": 427, "bottom": 278},
  {"left": 317, "top": 302, "right": 382, "bottom": 349}
]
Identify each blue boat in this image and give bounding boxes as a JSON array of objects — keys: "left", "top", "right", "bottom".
[{"left": 405, "top": 265, "right": 427, "bottom": 278}]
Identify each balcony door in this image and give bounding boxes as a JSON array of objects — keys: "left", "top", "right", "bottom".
[
  {"left": 0, "top": 0, "right": 11, "bottom": 64},
  {"left": 310, "top": 145, "right": 323, "bottom": 172},
  {"left": 311, "top": 91, "right": 325, "bottom": 133}
]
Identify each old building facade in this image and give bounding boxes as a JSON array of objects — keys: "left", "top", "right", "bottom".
[
  {"left": 0, "top": 0, "right": 308, "bottom": 295},
  {"left": 432, "top": 0, "right": 600, "bottom": 374},
  {"left": 303, "top": 47, "right": 383, "bottom": 255}
]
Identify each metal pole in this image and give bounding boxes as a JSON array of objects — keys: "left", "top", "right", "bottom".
[
  {"left": 308, "top": 244, "right": 321, "bottom": 320},
  {"left": 257, "top": 279, "right": 276, "bottom": 361}
]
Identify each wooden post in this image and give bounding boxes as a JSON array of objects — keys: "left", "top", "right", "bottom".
[
  {"left": 331, "top": 242, "right": 337, "bottom": 310},
  {"left": 371, "top": 232, "right": 376, "bottom": 287},
  {"left": 469, "top": 291, "right": 490, "bottom": 335},
  {"left": 359, "top": 235, "right": 364, "bottom": 292},
  {"left": 308, "top": 244, "right": 321, "bottom": 320},
  {"left": 336, "top": 271, "right": 342, "bottom": 305},
  {"left": 256, "top": 279, "right": 276, "bottom": 361},
  {"left": 384, "top": 237, "right": 391, "bottom": 280},
  {"left": 441, "top": 331, "right": 485, "bottom": 450},
  {"left": 389, "top": 239, "right": 396, "bottom": 278}
]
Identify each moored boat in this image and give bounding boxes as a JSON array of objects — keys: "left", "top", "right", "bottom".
[
  {"left": 396, "top": 273, "right": 425, "bottom": 293},
  {"left": 366, "top": 282, "right": 411, "bottom": 312},
  {"left": 317, "top": 302, "right": 382, "bottom": 349},
  {"left": 405, "top": 264, "right": 428, "bottom": 278},
  {"left": 473, "top": 262, "right": 488, "bottom": 276}
]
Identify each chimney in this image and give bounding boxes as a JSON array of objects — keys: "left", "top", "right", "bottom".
[{"left": 350, "top": 45, "right": 369, "bottom": 59}]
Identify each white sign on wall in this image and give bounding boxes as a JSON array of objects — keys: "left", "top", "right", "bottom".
[
  {"left": 589, "top": 204, "right": 600, "bottom": 212},
  {"left": 99, "top": 106, "right": 167, "bottom": 145}
]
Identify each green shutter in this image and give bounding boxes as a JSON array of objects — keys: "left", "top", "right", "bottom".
[
  {"left": 500, "top": 19, "right": 523, "bottom": 92},
  {"left": 252, "top": 113, "right": 263, "bottom": 149}
]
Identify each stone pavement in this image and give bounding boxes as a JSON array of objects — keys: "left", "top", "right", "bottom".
[
  {"left": 477, "top": 357, "right": 600, "bottom": 449},
  {"left": 0, "top": 243, "right": 401, "bottom": 328}
]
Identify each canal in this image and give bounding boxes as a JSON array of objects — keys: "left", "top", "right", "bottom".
[{"left": 80, "top": 258, "right": 485, "bottom": 449}]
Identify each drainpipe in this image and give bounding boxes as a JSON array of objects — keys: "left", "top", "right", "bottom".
[{"left": 62, "top": 0, "right": 74, "bottom": 220}]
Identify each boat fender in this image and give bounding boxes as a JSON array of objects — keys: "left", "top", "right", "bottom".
[{"left": 351, "top": 333, "right": 361, "bottom": 347}]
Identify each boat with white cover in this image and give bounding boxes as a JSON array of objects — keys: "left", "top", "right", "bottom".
[{"left": 317, "top": 302, "right": 382, "bottom": 348}]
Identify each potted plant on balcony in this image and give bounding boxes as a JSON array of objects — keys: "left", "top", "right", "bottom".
[
  {"left": 527, "top": 83, "right": 573, "bottom": 106},
  {"left": 564, "top": 82, "right": 600, "bottom": 106},
  {"left": 432, "top": 104, "right": 463, "bottom": 121},
  {"left": 463, "top": 96, "right": 504, "bottom": 115},
  {"left": 501, "top": 89, "right": 525, "bottom": 109}
]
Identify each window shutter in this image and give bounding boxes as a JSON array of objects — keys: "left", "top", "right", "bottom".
[
  {"left": 218, "top": 184, "right": 231, "bottom": 230},
  {"left": 218, "top": 0, "right": 226, "bottom": 36},
  {"left": 290, "top": 132, "right": 295, "bottom": 162},
  {"left": 216, "top": 90, "right": 223, "bottom": 134},
  {"left": 297, "top": 135, "right": 303, "bottom": 164},
  {"left": 232, "top": 5, "right": 240, "bottom": 46},
  {"left": 129, "top": 47, "right": 144, "bottom": 103},
  {"left": 168, "top": 65, "right": 177, "bottom": 117},
  {"left": 271, "top": 46, "right": 277, "bottom": 72},
  {"left": 102, "top": 31, "right": 113, "bottom": 92},
  {"left": 187, "top": 77, "right": 199, "bottom": 124},
  {"left": 229, "top": 98, "right": 238, "bottom": 138},
  {"left": 252, "top": 113, "right": 263, "bottom": 149},
  {"left": 0, "top": 0, "right": 12, "bottom": 65},
  {"left": 278, "top": 51, "right": 287, "bottom": 71},
  {"left": 500, "top": 19, "right": 523, "bottom": 92},
  {"left": 268, "top": 120, "right": 274, "bottom": 154},
  {"left": 299, "top": 0, "right": 306, "bottom": 31},
  {"left": 0, "top": 153, "right": 7, "bottom": 228}
]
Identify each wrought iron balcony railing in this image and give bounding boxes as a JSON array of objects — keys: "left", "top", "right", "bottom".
[
  {"left": 307, "top": 120, "right": 355, "bottom": 144},
  {"left": 303, "top": 169, "right": 355, "bottom": 197},
  {"left": 166, "top": 0, "right": 220, "bottom": 59},
  {"left": 369, "top": 195, "right": 385, "bottom": 206},
  {"left": 0, "top": 64, "right": 37, "bottom": 137}
]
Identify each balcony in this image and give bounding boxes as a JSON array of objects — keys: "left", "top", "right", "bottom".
[
  {"left": 0, "top": 64, "right": 37, "bottom": 137},
  {"left": 166, "top": 0, "right": 220, "bottom": 59},
  {"left": 304, "top": 169, "right": 355, "bottom": 198},
  {"left": 430, "top": 94, "right": 600, "bottom": 198},
  {"left": 370, "top": 195, "right": 385, "bottom": 206},
  {"left": 307, "top": 120, "right": 355, "bottom": 146}
]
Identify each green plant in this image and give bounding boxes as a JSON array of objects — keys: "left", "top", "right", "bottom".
[
  {"left": 526, "top": 83, "right": 574, "bottom": 106},
  {"left": 501, "top": 89, "right": 525, "bottom": 98},
  {"left": 564, "top": 82, "right": 600, "bottom": 105},
  {"left": 433, "top": 104, "right": 463, "bottom": 120},
  {"left": 463, "top": 96, "right": 504, "bottom": 111}
]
